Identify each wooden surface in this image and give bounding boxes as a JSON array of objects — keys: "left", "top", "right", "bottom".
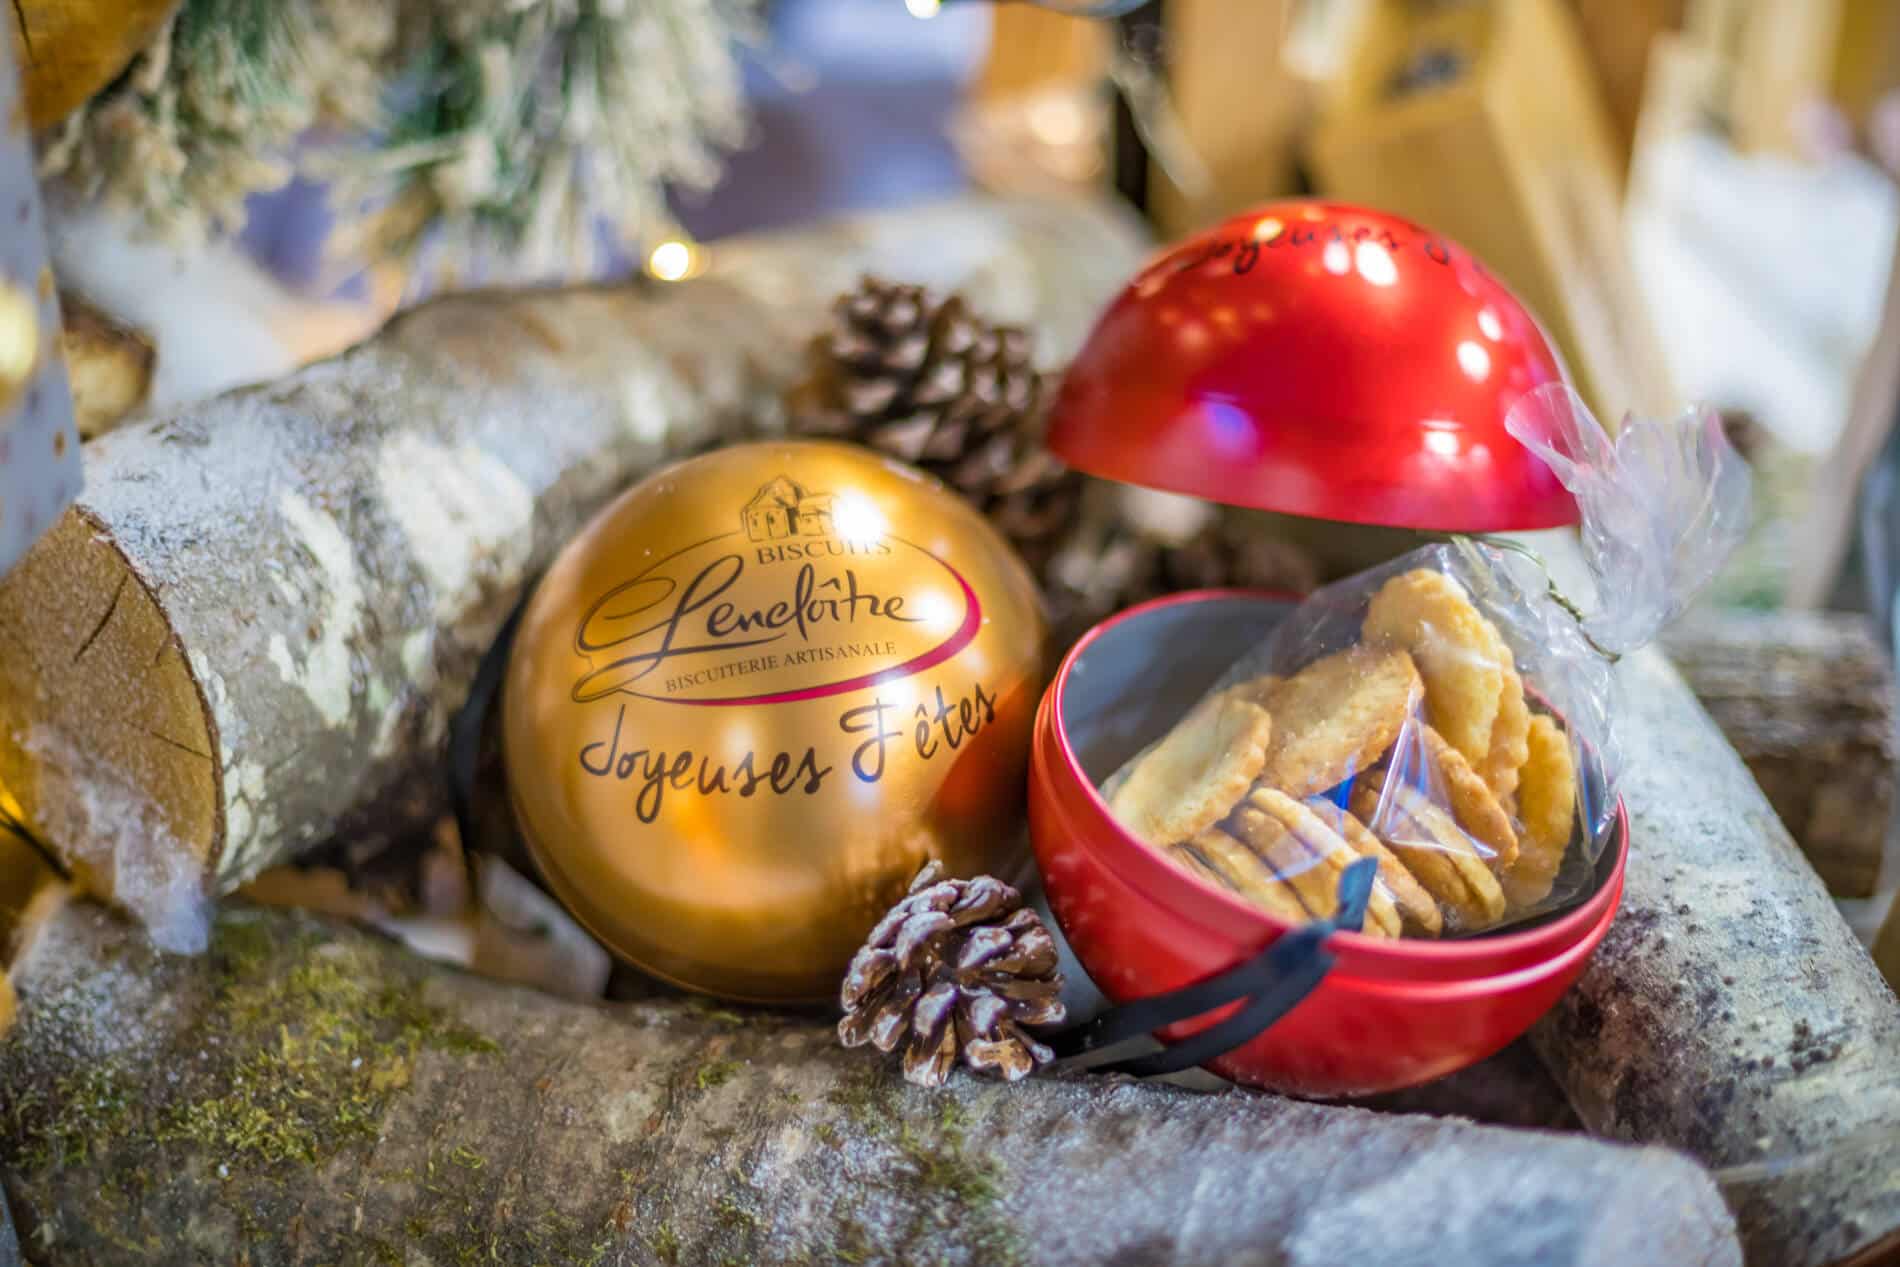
[
  {"left": 1729, "top": 0, "right": 1842, "bottom": 155},
  {"left": 1830, "top": 0, "right": 1900, "bottom": 131},
  {"left": 1147, "top": 0, "right": 1308, "bottom": 238},
  {"left": 975, "top": 3, "right": 1107, "bottom": 102},
  {"left": 1566, "top": 0, "right": 1688, "bottom": 173},
  {"left": 1788, "top": 224, "right": 1900, "bottom": 609}
]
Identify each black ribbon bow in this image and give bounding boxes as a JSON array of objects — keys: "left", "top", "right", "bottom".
[{"left": 1046, "top": 856, "right": 1377, "bottom": 1077}]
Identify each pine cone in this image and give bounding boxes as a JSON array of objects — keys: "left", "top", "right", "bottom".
[
  {"left": 1159, "top": 523, "right": 1323, "bottom": 596},
  {"left": 838, "top": 861, "right": 1067, "bottom": 1088},
  {"left": 789, "top": 277, "right": 1081, "bottom": 572},
  {"left": 1043, "top": 516, "right": 1164, "bottom": 646},
  {"left": 1043, "top": 513, "right": 1324, "bottom": 646}
]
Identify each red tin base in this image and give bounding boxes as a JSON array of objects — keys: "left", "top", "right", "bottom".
[{"left": 1030, "top": 590, "right": 1627, "bottom": 1097}]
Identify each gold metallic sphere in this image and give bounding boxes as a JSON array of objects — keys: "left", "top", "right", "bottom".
[{"left": 502, "top": 441, "right": 1049, "bottom": 1002}]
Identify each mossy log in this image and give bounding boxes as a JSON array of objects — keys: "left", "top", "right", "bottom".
[
  {"left": 1532, "top": 647, "right": 1900, "bottom": 1267},
  {"left": 0, "top": 900, "right": 1743, "bottom": 1267},
  {"left": 0, "top": 194, "right": 1147, "bottom": 950},
  {"left": 1661, "top": 609, "right": 1897, "bottom": 898}
]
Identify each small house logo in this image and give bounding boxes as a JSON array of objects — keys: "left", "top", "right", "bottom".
[{"left": 743, "top": 475, "right": 834, "bottom": 542}]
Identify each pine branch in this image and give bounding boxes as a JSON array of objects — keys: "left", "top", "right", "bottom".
[{"left": 37, "top": 0, "right": 758, "bottom": 285}]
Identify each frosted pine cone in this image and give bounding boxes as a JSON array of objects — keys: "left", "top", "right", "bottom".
[{"left": 838, "top": 861, "right": 1067, "bottom": 1088}]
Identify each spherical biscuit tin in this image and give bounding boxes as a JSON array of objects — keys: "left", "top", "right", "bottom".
[{"left": 503, "top": 441, "right": 1047, "bottom": 1002}]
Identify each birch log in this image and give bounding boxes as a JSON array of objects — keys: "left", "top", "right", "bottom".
[
  {"left": 1532, "top": 647, "right": 1900, "bottom": 1267},
  {"left": 1662, "top": 609, "right": 1897, "bottom": 898},
  {"left": 0, "top": 900, "right": 1742, "bottom": 1266},
  {"left": 0, "top": 195, "right": 1148, "bottom": 950},
  {"left": 1876, "top": 894, "right": 1900, "bottom": 996}
]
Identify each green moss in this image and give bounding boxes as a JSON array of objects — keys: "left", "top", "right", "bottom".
[
  {"left": 897, "top": 1121, "right": 1001, "bottom": 1206},
  {"left": 715, "top": 1196, "right": 757, "bottom": 1231},
  {"left": 815, "top": 1074, "right": 1027, "bottom": 1267},
  {"left": 696, "top": 1059, "right": 740, "bottom": 1091},
  {"left": 686, "top": 998, "right": 748, "bottom": 1026},
  {"left": 8, "top": 1064, "right": 137, "bottom": 1169},
  {"left": 5, "top": 909, "right": 497, "bottom": 1184},
  {"left": 835, "top": 1220, "right": 871, "bottom": 1264},
  {"left": 824, "top": 1069, "right": 894, "bottom": 1131},
  {"left": 146, "top": 915, "right": 499, "bottom": 1168},
  {"left": 2, "top": 910, "right": 1034, "bottom": 1265},
  {"left": 0, "top": 912, "right": 717, "bottom": 1264}
]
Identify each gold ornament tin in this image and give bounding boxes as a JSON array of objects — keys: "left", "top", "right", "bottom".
[{"left": 502, "top": 441, "right": 1048, "bottom": 1002}]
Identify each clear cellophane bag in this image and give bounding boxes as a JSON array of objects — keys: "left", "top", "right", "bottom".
[{"left": 1101, "top": 384, "right": 1751, "bottom": 938}]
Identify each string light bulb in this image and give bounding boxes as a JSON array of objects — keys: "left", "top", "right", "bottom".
[
  {"left": 646, "top": 238, "right": 699, "bottom": 283},
  {"left": 905, "top": 0, "right": 941, "bottom": 17},
  {"left": 0, "top": 283, "right": 39, "bottom": 412}
]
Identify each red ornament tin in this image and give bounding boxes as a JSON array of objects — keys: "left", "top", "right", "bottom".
[
  {"left": 1031, "top": 592, "right": 1626, "bottom": 1096},
  {"left": 1032, "top": 202, "right": 1626, "bottom": 1095},
  {"left": 1047, "top": 200, "right": 1574, "bottom": 532}
]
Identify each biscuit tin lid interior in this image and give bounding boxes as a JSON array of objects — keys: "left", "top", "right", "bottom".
[{"left": 1045, "top": 201, "right": 1581, "bottom": 534}]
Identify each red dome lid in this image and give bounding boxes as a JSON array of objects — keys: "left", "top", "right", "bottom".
[{"left": 1047, "top": 201, "right": 1578, "bottom": 532}]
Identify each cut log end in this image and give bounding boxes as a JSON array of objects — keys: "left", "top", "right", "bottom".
[{"left": 0, "top": 509, "right": 219, "bottom": 946}]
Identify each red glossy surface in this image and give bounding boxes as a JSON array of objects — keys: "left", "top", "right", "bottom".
[
  {"left": 1029, "top": 591, "right": 1627, "bottom": 1096},
  {"left": 1048, "top": 201, "right": 1577, "bottom": 533}
]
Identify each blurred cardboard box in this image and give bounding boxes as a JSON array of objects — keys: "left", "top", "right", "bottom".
[{"left": 1309, "top": 0, "right": 1675, "bottom": 425}]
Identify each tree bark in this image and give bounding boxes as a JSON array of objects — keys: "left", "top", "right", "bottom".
[
  {"left": 0, "top": 195, "right": 1148, "bottom": 950},
  {"left": 1662, "top": 609, "right": 1897, "bottom": 897},
  {"left": 1875, "top": 894, "right": 1900, "bottom": 999},
  {"left": 1532, "top": 646, "right": 1900, "bottom": 1267},
  {"left": 0, "top": 899, "right": 1742, "bottom": 1267}
]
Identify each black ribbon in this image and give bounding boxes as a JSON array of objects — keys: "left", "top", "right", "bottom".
[
  {"left": 1047, "top": 856, "right": 1377, "bottom": 1076},
  {"left": 447, "top": 600, "right": 528, "bottom": 856},
  {"left": 0, "top": 785, "right": 65, "bottom": 881},
  {"left": 451, "top": 591, "right": 1376, "bottom": 1081}
]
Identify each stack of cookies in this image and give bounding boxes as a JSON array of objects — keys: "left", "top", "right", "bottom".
[{"left": 1107, "top": 569, "right": 1580, "bottom": 937}]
